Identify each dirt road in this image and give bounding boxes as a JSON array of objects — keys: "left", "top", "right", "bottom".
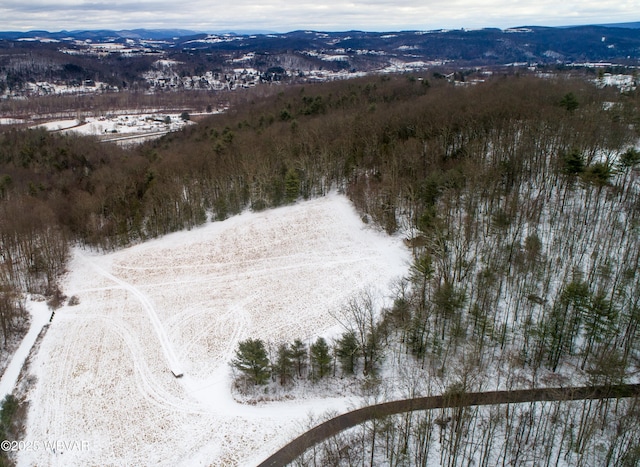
[{"left": 258, "top": 383, "right": 640, "bottom": 467}]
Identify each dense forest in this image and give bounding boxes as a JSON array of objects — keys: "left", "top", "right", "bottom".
[{"left": 1, "top": 72, "right": 640, "bottom": 465}]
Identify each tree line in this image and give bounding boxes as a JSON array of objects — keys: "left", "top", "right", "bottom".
[{"left": 231, "top": 290, "right": 391, "bottom": 391}]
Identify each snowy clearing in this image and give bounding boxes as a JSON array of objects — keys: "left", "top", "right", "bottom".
[
  {"left": 18, "top": 194, "right": 410, "bottom": 466},
  {"left": 31, "top": 112, "right": 193, "bottom": 138}
]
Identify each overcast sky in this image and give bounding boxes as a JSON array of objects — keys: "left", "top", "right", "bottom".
[{"left": 1, "top": 0, "right": 638, "bottom": 33}]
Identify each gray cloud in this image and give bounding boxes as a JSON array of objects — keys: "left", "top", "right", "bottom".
[{"left": 0, "top": 0, "right": 637, "bottom": 32}]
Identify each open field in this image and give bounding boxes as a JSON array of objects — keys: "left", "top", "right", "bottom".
[{"left": 18, "top": 194, "right": 410, "bottom": 466}]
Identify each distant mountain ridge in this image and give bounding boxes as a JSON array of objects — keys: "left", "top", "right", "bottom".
[
  {"left": 0, "top": 28, "right": 284, "bottom": 41},
  {"left": 1, "top": 21, "right": 639, "bottom": 41},
  {"left": 1, "top": 22, "right": 639, "bottom": 97},
  {"left": 594, "top": 21, "right": 640, "bottom": 29},
  {"left": 0, "top": 29, "right": 202, "bottom": 40}
]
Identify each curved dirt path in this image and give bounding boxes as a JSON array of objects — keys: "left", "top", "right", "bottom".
[{"left": 257, "top": 383, "right": 640, "bottom": 467}]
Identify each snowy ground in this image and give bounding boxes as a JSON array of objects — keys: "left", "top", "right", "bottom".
[
  {"left": 11, "top": 111, "right": 202, "bottom": 145},
  {"left": 30, "top": 112, "right": 194, "bottom": 142},
  {"left": 18, "top": 194, "right": 410, "bottom": 466},
  {"left": 0, "top": 299, "right": 50, "bottom": 399},
  {"left": 0, "top": 118, "right": 26, "bottom": 125}
]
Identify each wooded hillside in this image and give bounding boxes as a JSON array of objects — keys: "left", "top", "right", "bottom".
[{"left": 2, "top": 71, "right": 640, "bottom": 465}]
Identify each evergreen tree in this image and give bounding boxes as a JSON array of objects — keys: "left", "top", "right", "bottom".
[
  {"left": 290, "top": 338, "right": 308, "bottom": 378},
  {"left": 559, "top": 92, "right": 579, "bottom": 112},
  {"left": 562, "top": 148, "right": 585, "bottom": 175},
  {"left": 619, "top": 148, "right": 640, "bottom": 168},
  {"left": 584, "top": 162, "right": 612, "bottom": 186},
  {"left": 310, "top": 337, "right": 331, "bottom": 380},
  {"left": 336, "top": 331, "right": 359, "bottom": 375},
  {"left": 231, "top": 338, "right": 271, "bottom": 385},
  {"left": 273, "top": 343, "right": 294, "bottom": 385},
  {"left": 0, "top": 394, "right": 17, "bottom": 441},
  {"left": 545, "top": 278, "right": 590, "bottom": 371},
  {"left": 284, "top": 168, "right": 300, "bottom": 203},
  {"left": 581, "top": 290, "right": 617, "bottom": 369}
]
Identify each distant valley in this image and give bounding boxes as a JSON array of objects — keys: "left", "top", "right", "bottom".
[{"left": 1, "top": 23, "right": 640, "bottom": 102}]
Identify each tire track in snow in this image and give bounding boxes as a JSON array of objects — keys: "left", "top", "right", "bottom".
[
  {"left": 218, "top": 298, "right": 252, "bottom": 364},
  {"left": 175, "top": 299, "right": 251, "bottom": 403},
  {"left": 177, "top": 299, "right": 250, "bottom": 368},
  {"left": 82, "top": 255, "right": 183, "bottom": 378},
  {"left": 96, "top": 317, "right": 207, "bottom": 414},
  {"left": 34, "top": 317, "right": 85, "bottom": 453}
]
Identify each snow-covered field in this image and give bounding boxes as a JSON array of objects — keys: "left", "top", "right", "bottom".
[
  {"left": 13, "top": 111, "right": 201, "bottom": 145},
  {"left": 32, "top": 113, "right": 193, "bottom": 138},
  {"left": 18, "top": 194, "right": 410, "bottom": 466}
]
